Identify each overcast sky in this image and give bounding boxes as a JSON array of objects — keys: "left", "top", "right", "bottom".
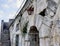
[{"left": 0, "top": 0, "right": 25, "bottom": 22}]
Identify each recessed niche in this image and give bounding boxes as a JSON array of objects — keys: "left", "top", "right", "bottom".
[
  {"left": 27, "top": 6, "right": 34, "bottom": 15},
  {"left": 39, "top": 9, "right": 46, "bottom": 17}
]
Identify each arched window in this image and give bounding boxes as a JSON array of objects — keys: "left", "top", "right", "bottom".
[{"left": 29, "top": 26, "right": 39, "bottom": 46}]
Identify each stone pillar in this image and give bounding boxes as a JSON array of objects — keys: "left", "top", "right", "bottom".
[{"left": 39, "top": 24, "right": 51, "bottom": 46}]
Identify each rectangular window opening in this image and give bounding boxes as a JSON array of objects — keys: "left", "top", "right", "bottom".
[
  {"left": 16, "top": 23, "right": 19, "bottom": 31},
  {"left": 15, "top": 35, "right": 19, "bottom": 46}
]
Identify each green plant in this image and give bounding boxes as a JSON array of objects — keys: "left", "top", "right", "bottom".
[{"left": 22, "top": 21, "right": 29, "bottom": 36}]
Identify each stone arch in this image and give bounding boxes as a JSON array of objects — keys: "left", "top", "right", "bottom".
[{"left": 29, "top": 26, "right": 39, "bottom": 46}]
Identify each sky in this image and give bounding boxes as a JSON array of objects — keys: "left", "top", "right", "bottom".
[
  {"left": 0, "top": 0, "right": 24, "bottom": 22},
  {"left": 0, "top": 0, "right": 26, "bottom": 38},
  {"left": 0, "top": 0, "right": 58, "bottom": 22}
]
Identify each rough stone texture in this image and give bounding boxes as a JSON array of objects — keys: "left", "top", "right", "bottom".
[
  {"left": 9, "top": 0, "right": 60, "bottom": 46},
  {"left": 39, "top": 24, "right": 51, "bottom": 37},
  {"left": 40, "top": 38, "right": 50, "bottom": 46}
]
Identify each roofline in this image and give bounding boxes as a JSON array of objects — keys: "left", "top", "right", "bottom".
[{"left": 9, "top": 0, "right": 29, "bottom": 28}]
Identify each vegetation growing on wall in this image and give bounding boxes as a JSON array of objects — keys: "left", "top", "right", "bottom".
[{"left": 22, "top": 21, "right": 29, "bottom": 36}]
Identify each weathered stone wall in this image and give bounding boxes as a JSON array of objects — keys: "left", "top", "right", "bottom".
[{"left": 9, "top": 0, "right": 60, "bottom": 46}]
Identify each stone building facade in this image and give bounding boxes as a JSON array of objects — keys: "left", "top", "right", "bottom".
[
  {"left": 1, "top": 20, "right": 12, "bottom": 46},
  {"left": 9, "top": 0, "right": 60, "bottom": 46}
]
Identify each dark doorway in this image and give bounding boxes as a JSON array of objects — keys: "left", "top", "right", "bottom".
[{"left": 29, "top": 26, "right": 39, "bottom": 46}]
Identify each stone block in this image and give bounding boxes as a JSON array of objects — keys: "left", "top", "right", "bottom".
[
  {"left": 36, "top": 0, "right": 47, "bottom": 14},
  {"left": 25, "top": 41, "right": 30, "bottom": 46},
  {"left": 39, "top": 24, "right": 50, "bottom": 37},
  {"left": 52, "top": 26, "right": 60, "bottom": 37},
  {"left": 47, "top": 0, "right": 57, "bottom": 11},
  {"left": 35, "top": 15, "right": 43, "bottom": 30},
  {"left": 43, "top": 16, "right": 52, "bottom": 27},
  {"left": 29, "top": 15, "right": 35, "bottom": 26},
  {"left": 46, "top": 8, "right": 55, "bottom": 17},
  {"left": 40, "top": 38, "right": 50, "bottom": 46},
  {"left": 53, "top": 36, "right": 60, "bottom": 46}
]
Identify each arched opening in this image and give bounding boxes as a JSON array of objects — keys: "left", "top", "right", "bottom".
[{"left": 29, "top": 26, "right": 39, "bottom": 46}]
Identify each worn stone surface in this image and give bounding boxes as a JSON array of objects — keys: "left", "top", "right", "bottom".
[
  {"left": 9, "top": 0, "right": 60, "bottom": 46},
  {"left": 39, "top": 24, "right": 51, "bottom": 37},
  {"left": 40, "top": 38, "right": 50, "bottom": 46}
]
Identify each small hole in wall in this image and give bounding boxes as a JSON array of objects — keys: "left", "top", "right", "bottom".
[
  {"left": 39, "top": 9, "right": 46, "bottom": 17},
  {"left": 20, "top": 13, "right": 22, "bottom": 17},
  {"left": 19, "top": 19, "right": 21, "bottom": 22},
  {"left": 54, "top": 12, "right": 56, "bottom": 15}
]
